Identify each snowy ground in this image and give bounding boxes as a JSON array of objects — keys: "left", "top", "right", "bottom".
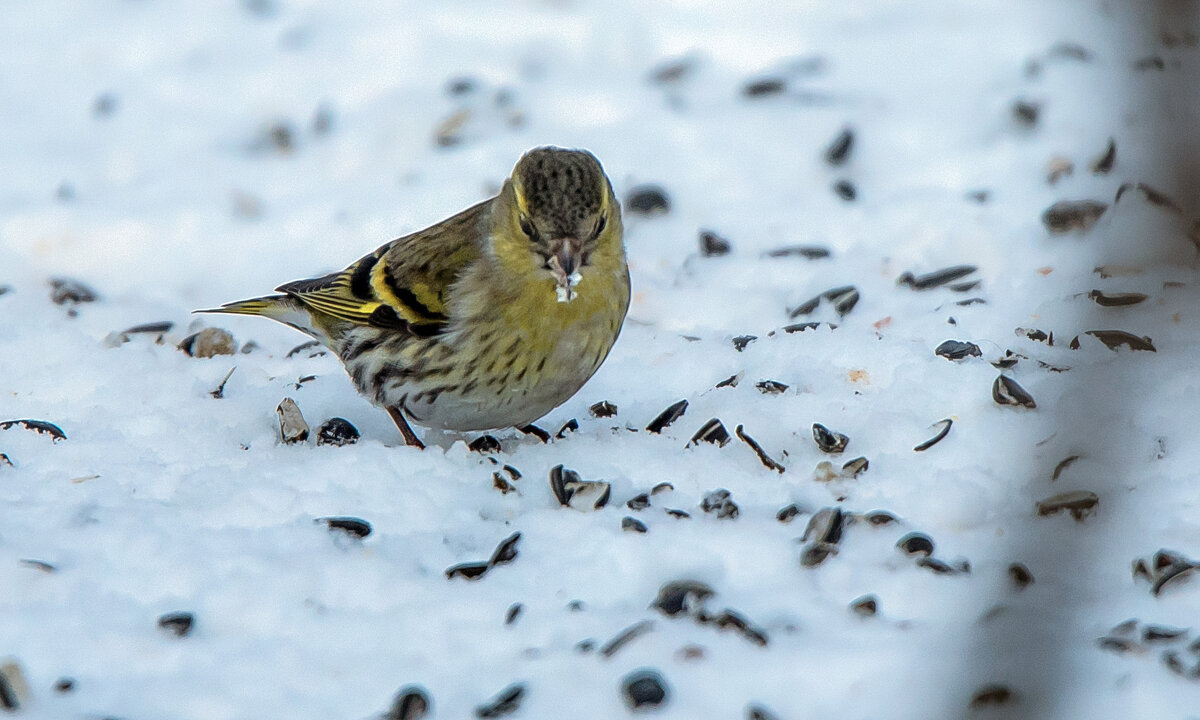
[{"left": 4, "top": 1, "right": 1200, "bottom": 718}]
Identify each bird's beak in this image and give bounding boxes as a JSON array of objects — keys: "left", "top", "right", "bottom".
[{"left": 548, "top": 237, "right": 584, "bottom": 303}]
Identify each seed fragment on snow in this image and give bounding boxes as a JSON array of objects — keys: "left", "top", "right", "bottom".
[
  {"left": 157, "top": 611, "right": 195, "bottom": 637},
  {"left": 897, "top": 265, "right": 977, "bottom": 290},
  {"left": 549, "top": 465, "right": 611, "bottom": 510},
  {"left": 699, "top": 229, "right": 732, "bottom": 257},
  {"left": 764, "top": 245, "right": 830, "bottom": 259},
  {"left": 316, "top": 417, "right": 359, "bottom": 446},
  {"left": 992, "top": 376, "right": 1036, "bottom": 409},
  {"left": 735, "top": 425, "right": 785, "bottom": 473},
  {"left": 689, "top": 418, "right": 731, "bottom": 447},
  {"left": 1087, "top": 290, "right": 1147, "bottom": 307},
  {"left": 276, "top": 397, "right": 309, "bottom": 443},
  {"left": 589, "top": 400, "right": 618, "bottom": 418},
  {"left": 1090, "top": 138, "right": 1116, "bottom": 174},
  {"left": 600, "top": 620, "right": 654, "bottom": 657},
  {"left": 748, "top": 704, "right": 782, "bottom": 720},
  {"left": 621, "top": 669, "right": 669, "bottom": 710},
  {"left": 474, "top": 682, "right": 526, "bottom": 718},
  {"left": 732, "top": 335, "right": 758, "bottom": 351},
  {"left": 504, "top": 604, "right": 522, "bottom": 626},
  {"left": 811, "top": 423, "right": 849, "bottom": 453},
  {"left": 850, "top": 595, "right": 878, "bottom": 617},
  {"left": 935, "top": 340, "right": 981, "bottom": 360},
  {"left": 517, "top": 423, "right": 549, "bottom": 442},
  {"left": 776, "top": 504, "right": 803, "bottom": 523},
  {"left": 0, "top": 419, "right": 66, "bottom": 442},
  {"left": 489, "top": 532, "right": 521, "bottom": 565},
  {"left": 652, "top": 580, "right": 714, "bottom": 617},
  {"left": 209, "top": 366, "right": 236, "bottom": 399},
  {"left": 622, "top": 516, "right": 648, "bottom": 533},
  {"left": 896, "top": 532, "right": 934, "bottom": 557},
  {"left": 1036, "top": 490, "right": 1098, "bottom": 520},
  {"left": 555, "top": 418, "right": 579, "bottom": 438},
  {"left": 49, "top": 277, "right": 99, "bottom": 305},
  {"left": 825, "top": 126, "right": 854, "bottom": 165},
  {"left": 1042, "top": 200, "right": 1106, "bottom": 233},
  {"left": 743, "top": 77, "right": 786, "bottom": 97},
  {"left": 446, "top": 533, "right": 521, "bottom": 580},
  {"left": 1051, "top": 455, "right": 1080, "bottom": 482},
  {"left": 627, "top": 493, "right": 651, "bottom": 511},
  {"left": 1069, "top": 330, "right": 1155, "bottom": 352},
  {"left": 386, "top": 685, "right": 431, "bottom": 720},
  {"left": 317, "top": 516, "right": 372, "bottom": 539},
  {"left": 469, "top": 435, "right": 501, "bottom": 453},
  {"left": 833, "top": 180, "right": 857, "bottom": 201},
  {"left": 969, "top": 684, "right": 1015, "bottom": 709},
  {"left": 1008, "top": 563, "right": 1034, "bottom": 589},
  {"left": 646, "top": 399, "right": 688, "bottom": 433},
  {"left": 755, "top": 380, "right": 788, "bottom": 395},
  {"left": 626, "top": 185, "right": 671, "bottom": 215},
  {"left": 286, "top": 339, "right": 325, "bottom": 358},
  {"left": 0, "top": 660, "right": 29, "bottom": 711},
  {"left": 700, "top": 489, "right": 739, "bottom": 518},
  {"left": 913, "top": 419, "right": 953, "bottom": 452}
]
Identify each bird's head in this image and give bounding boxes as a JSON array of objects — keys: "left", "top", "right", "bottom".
[{"left": 495, "top": 146, "right": 622, "bottom": 302}]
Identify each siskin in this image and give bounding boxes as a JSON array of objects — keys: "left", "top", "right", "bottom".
[{"left": 200, "top": 147, "right": 630, "bottom": 448}]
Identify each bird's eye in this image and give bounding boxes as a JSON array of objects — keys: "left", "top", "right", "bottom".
[
  {"left": 593, "top": 214, "right": 607, "bottom": 238},
  {"left": 519, "top": 215, "right": 538, "bottom": 240}
]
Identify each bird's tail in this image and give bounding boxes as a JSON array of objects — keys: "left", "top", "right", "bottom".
[
  {"left": 195, "top": 294, "right": 326, "bottom": 341},
  {"left": 195, "top": 294, "right": 294, "bottom": 319}
]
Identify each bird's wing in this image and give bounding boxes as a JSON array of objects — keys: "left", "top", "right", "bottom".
[{"left": 276, "top": 198, "right": 492, "bottom": 335}]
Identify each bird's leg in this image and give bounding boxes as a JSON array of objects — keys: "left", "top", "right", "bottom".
[{"left": 386, "top": 406, "right": 425, "bottom": 449}]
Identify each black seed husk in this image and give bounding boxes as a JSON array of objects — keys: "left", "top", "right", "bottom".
[
  {"left": 446, "top": 562, "right": 491, "bottom": 580},
  {"left": 735, "top": 424, "right": 786, "bottom": 472},
  {"left": 469, "top": 435, "right": 502, "bottom": 453},
  {"left": 913, "top": 419, "right": 952, "bottom": 452},
  {"left": 621, "top": 669, "right": 669, "bottom": 710},
  {"left": 1042, "top": 200, "right": 1107, "bottom": 233},
  {"left": 475, "top": 683, "right": 526, "bottom": 718},
  {"left": 601, "top": 620, "right": 653, "bottom": 657},
  {"left": 555, "top": 418, "right": 578, "bottom": 438},
  {"left": 765, "top": 245, "right": 831, "bottom": 259},
  {"left": 700, "top": 230, "right": 732, "bottom": 257},
  {"left": 935, "top": 340, "right": 981, "bottom": 360},
  {"left": 1091, "top": 138, "right": 1116, "bottom": 174},
  {"left": 825, "top": 126, "right": 854, "bottom": 165},
  {"left": 652, "top": 580, "right": 713, "bottom": 616},
  {"left": 833, "top": 180, "right": 856, "bottom": 201},
  {"left": 489, "top": 532, "right": 521, "bottom": 566},
  {"left": 626, "top": 186, "right": 671, "bottom": 215},
  {"left": 316, "top": 417, "right": 359, "bottom": 446},
  {"left": 732, "top": 335, "right": 758, "bottom": 351},
  {"left": 646, "top": 399, "right": 688, "bottom": 433},
  {"left": 850, "top": 595, "right": 878, "bottom": 616},
  {"left": 897, "top": 265, "right": 977, "bottom": 290},
  {"left": 812, "top": 423, "right": 849, "bottom": 453},
  {"left": 897, "top": 532, "right": 934, "bottom": 557},
  {"left": 157, "top": 611, "right": 195, "bottom": 637},
  {"left": 318, "top": 516, "right": 372, "bottom": 538},
  {"left": 0, "top": 419, "right": 66, "bottom": 442},
  {"left": 387, "top": 685, "right": 431, "bottom": 720},
  {"left": 689, "top": 418, "right": 731, "bottom": 447},
  {"left": 993, "top": 376, "right": 1036, "bottom": 409},
  {"left": 1008, "top": 563, "right": 1034, "bottom": 588},
  {"left": 589, "top": 400, "right": 617, "bottom": 418}
]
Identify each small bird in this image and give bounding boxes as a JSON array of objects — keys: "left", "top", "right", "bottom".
[{"left": 200, "top": 147, "right": 630, "bottom": 448}]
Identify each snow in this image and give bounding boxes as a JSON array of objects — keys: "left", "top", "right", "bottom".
[{"left": 3, "top": 1, "right": 1200, "bottom": 718}]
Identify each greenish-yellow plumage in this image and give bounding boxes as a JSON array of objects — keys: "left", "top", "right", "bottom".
[{"left": 200, "top": 147, "right": 630, "bottom": 448}]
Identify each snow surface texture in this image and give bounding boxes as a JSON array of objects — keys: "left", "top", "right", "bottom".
[{"left": 3, "top": 1, "right": 1200, "bottom": 718}]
